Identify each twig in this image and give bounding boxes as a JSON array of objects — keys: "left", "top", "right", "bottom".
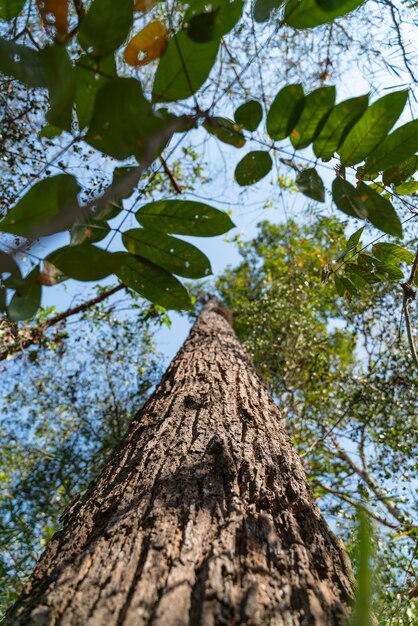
[{"left": 159, "top": 156, "right": 182, "bottom": 194}]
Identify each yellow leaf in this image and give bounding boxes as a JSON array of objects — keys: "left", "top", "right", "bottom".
[
  {"left": 36, "top": 261, "right": 63, "bottom": 286},
  {"left": 135, "top": 0, "right": 156, "bottom": 12},
  {"left": 37, "top": 0, "right": 69, "bottom": 39},
  {"left": 124, "top": 21, "right": 168, "bottom": 67}
]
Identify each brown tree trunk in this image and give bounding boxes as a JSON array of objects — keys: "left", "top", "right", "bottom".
[{"left": 3, "top": 300, "right": 353, "bottom": 626}]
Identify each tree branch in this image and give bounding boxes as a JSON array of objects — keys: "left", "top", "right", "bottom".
[{"left": 402, "top": 244, "right": 418, "bottom": 372}]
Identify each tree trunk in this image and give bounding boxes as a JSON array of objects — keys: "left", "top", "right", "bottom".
[{"left": 3, "top": 300, "right": 353, "bottom": 626}]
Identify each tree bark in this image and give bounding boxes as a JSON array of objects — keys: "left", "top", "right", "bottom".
[{"left": 3, "top": 300, "right": 353, "bottom": 626}]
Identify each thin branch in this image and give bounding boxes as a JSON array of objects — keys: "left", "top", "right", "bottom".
[
  {"left": 159, "top": 156, "right": 182, "bottom": 194},
  {"left": 0, "top": 284, "right": 124, "bottom": 362},
  {"left": 402, "top": 244, "right": 418, "bottom": 371}
]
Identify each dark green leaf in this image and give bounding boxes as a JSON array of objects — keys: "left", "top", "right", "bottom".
[
  {"left": 75, "top": 54, "right": 116, "bottom": 130},
  {"left": 372, "top": 243, "right": 414, "bottom": 264},
  {"left": 122, "top": 228, "right": 212, "bottom": 278},
  {"left": 363, "top": 121, "right": 418, "bottom": 174},
  {"left": 334, "top": 275, "right": 346, "bottom": 296},
  {"left": 346, "top": 226, "right": 365, "bottom": 249},
  {"left": 48, "top": 245, "right": 123, "bottom": 281},
  {"left": 186, "top": 0, "right": 244, "bottom": 42},
  {"left": 284, "top": 0, "right": 365, "bottom": 28},
  {"left": 152, "top": 31, "right": 219, "bottom": 103},
  {"left": 39, "top": 124, "right": 62, "bottom": 139},
  {"left": 339, "top": 91, "right": 408, "bottom": 166},
  {"left": 136, "top": 200, "right": 235, "bottom": 236},
  {"left": 78, "top": 0, "right": 133, "bottom": 58},
  {"left": 86, "top": 78, "right": 167, "bottom": 160},
  {"left": 234, "top": 100, "right": 263, "bottom": 132},
  {"left": 253, "top": 0, "right": 285, "bottom": 22},
  {"left": 357, "top": 181, "right": 402, "bottom": 237},
  {"left": 235, "top": 151, "right": 273, "bottom": 186},
  {"left": 395, "top": 181, "right": 418, "bottom": 195},
  {"left": 266, "top": 83, "right": 305, "bottom": 140},
  {"left": 203, "top": 117, "right": 245, "bottom": 148},
  {"left": 295, "top": 168, "right": 325, "bottom": 202},
  {"left": 313, "top": 95, "right": 368, "bottom": 160},
  {"left": 332, "top": 177, "right": 367, "bottom": 219},
  {"left": 0, "top": 38, "right": 47, "bottom": 87},
  {"left": 382, "top": 156, "right": 418, "bottom": 186},
  {"left": 0, "top": 0, "right": 25, "bottom": 20},
  {"left": 0, "top": 251, "right": 21, "bottom": 277},
  {"left": 290, "top": 86, "right": 335, "bottom": 149},
  {"left": 7, "top": 267, "right": 41, "bottom": 322},
  {"left": 70, "top": 216, "right": 110, "bottom": 245},
  {"left": 0, "top": 175, "right": 81, "bottom": 237},
  {"left": 116, "top": 255, "right": 192, "bottom": 310},
  {"left": 40, "top": 46, "right": 75, "bottom": 131}
]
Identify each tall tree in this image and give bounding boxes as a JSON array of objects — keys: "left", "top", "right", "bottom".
[{"left": 3, "top": 300, "right": 353, "bottom": 625}]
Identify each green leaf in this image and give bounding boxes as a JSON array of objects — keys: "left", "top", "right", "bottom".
[
  {"left": 122, "top": 228, "right": 211, "bottom": 278},
  {"left": 290, "top": 86, "right": 335, "bottom": 149},
  {"left": 313, "top": 95, "right": 368, "bottom": 160},
  {"left": 234, "top": 100, "right": 263, "bottom": 132},
  {"left": 382, "top": 156, "right": 418, "bottom": 186},
  {"left": 0, "top": 38, "right": 47, "bottom": 87},
  {"left": 363, "top": 121, "right": 418, "bottom": 174},
  {"left": 117, "top": 255, "right": 192, "bottom": 310},
  {"left": 48, "top": 245, "right": 123, "bottom": 281},
  {"left": 75, "top": 54, "right": 116, "bottom": 130},
  {"left": 253, "top": 0, "right": 285, "bottom": 22},
  {"left": 235, "top": 151, "right": 272, "bottom": 186},
  {"left": 0, "top": 0, "right": 25, "bottom": 20},
  {"left": 0, "top": 175, "right": 81, "bottom": 237},
  {"left": 266, "top": 83, "right": 305, "bottom": 141},
  {"left": 203, "top": 117, "right": 245, "bottom": 148},
  {"left": 346, "top": 226, "right": 365, "bottom": 249},
  {"left": 0, "top": 251, "right": 21, "bottom": 278},
  {"left": 70, "top": 217, "right": 110, "bottom": 246},
  {"left": 39, "top": 124, "right": 62, "bottom": 139},
  {"left": 395, "top": 181, "right": 418, "bottom": 195},
  {"left": 40, "top": 46, "right": 75, "bottom": 131},
  {"left": 136, "top": 200, "right": 235, "bottom": 236},
  {"left": 295, "top": 168, "right": 325, "bottom": 202},
  {"left": 284, "top": 0, "right": 365, "bottom": 28},
  {"left": 152, "top": 31, "right": 219, "bottom": 103},
  {"left": 78, "top": 0, "right": 133, "bottom": 58},
  {"left": 186, "top": 0, "right": 244, "bottom": 42},
  {"left": 372, "top": 243, "right": 414, "bottom": 264},
  {"left": 357, "top": 181, "right": 402, "bottom": 237},
  {"left": 7, "top": 267, "right": 42, "bottom": 322},
  {"left": 339, "top": 91, "right": 408, "bottom": 166},
  {"left": 332, "top": 177, "right": 367, "bottom": 219},
  {"left": 86, "top": 78, "right": 167, "bottom": 160},
  {"left": 334, "top": 275, "right": 346, "bottom": 296}
]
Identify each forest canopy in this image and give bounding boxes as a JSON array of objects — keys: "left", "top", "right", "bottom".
[{"left": 1, "top": 0, "right": 418, "bottom": 623}]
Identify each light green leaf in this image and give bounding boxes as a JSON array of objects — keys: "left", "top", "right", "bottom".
[
  {"left": 295, "top": 168, "right": 325, "bottom": 202},
  {"left": 122, "top": 228, "right": 211, "bottom": 278},
  {"left": 313, "top": 95, "right": 368, "bottom": 160},
  {"left": 0, "top": 38, "right": 47, "bottom": 87},
  {"left": 235, "top": 151, "right": 272, "bottom": 186},
  {"left": 346, "top": 226, "right": 365, "bottom": 249},
  {"left": 0, "top": 0, "right": 25, "bottom": 20},
  {"left": 234, "top": 100, "right": 263, "bottom": 132},
  {"left": 372, "top": 243, "right": 414, "bottom": 264},
  {"left": 290, "top": 86, "right": 335, "bottom": 149},
  {"left": 284, "top": 0, "right": 365, "bottom": 28},
  {"left": 136, "top": 200, "right": 235, "bottom": 236},
  {"left": 266, "top": 83, "right": 305, "bottom": 141},
  {"left": 78, "top": 0, "right": 133, "bottom": 58},
  {"left": 40, "top": 45, "right": 75, "bottom": 131},
  {"left": 339, "top": 91, "right": 408, "bottom": 166},
  {"left": 203, "top": 117, "right": 245, "bottom": 148},
  {"left": 382, "top": 156, "right": 418, "bottom": 186},
  {"left": 0, "top": 175, "right": 81, "bottom": 237},
  {"left": 253, "top": 0, "right": 285, "bottom": 22},
  {"left": 332, "top": 177, "right": 367, "bottom": 219},
  {"left": 48, "top": 245, "right": 123, "bottom": 281},
  {"left": 152, "top": 31, "right": 219, "bottom": 103},
  {"left": 117, "top": 255, "right": 192, "bottom": 310},
  {"left": 395, "top": 181, "right": 418, "bottom": 195},
  {"left": 86, "top": 78, "right": 167, "bottom": 160},
  {"left": 363, "top": 121, "right": 418, "bottom": 174},
  {"left": 357, "top": 181, "right": 402, "bottom": 237},
  {"left": 7, "top": 267, "right": 42, "bottom": 322},
  {"left": 75, "top": 53, "right": 116, "bottom": 130}
]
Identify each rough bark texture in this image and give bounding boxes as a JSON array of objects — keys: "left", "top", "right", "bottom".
[{"left": 4, "top": 300, "right": 353, "bottom": 626}]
